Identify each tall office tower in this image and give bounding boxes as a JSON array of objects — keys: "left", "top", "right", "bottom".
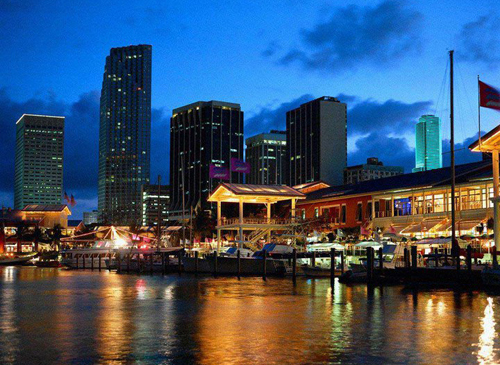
[
  {"left": 14, "top": 114, "right": 64, "bottom": 209},
  {"left": 98, "top": 44, "right": 152, "bottom": 224},
  {"left": 169, "top": 101, "right": 244, "bottom": 219},
  {"left": 286, "top": 96, "right": 347, "bottom": 186},
  {"left": 245, "top": 130, "right": 286, "bottom": 185},
  {"left": 412, "top": 114, "right": 442, "bottom": 173},
  {"left": 141, "top": 184, "right": 170, "bottom": 227}
]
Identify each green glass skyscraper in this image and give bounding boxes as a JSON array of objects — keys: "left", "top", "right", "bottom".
[
  {"left": 413, "top": 114, "right": 442, "bottom": 173},
  {"left": 98, "top": 45, "right": 152, "bottom": 224},
  {"left": 14, "top": 114, "right": 65, "bottom": 209}
]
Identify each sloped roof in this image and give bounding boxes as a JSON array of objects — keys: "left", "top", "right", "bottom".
[
  {"left": 23, "top": 204, "right": 69, "bottom": 212},
  {"left": 302, "top": 160, "right": 491, "bottom": 203},
  {"left": 215, "top": 183, "right": 304, "bottom": 197}
]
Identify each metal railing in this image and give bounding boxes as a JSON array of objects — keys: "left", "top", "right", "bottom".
[{"left": 218, "top": 217, "right": 294, "bottom": 226}]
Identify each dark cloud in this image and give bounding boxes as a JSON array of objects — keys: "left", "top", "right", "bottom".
[
  {"left": 442, "top": 134, "right": 483, "bottom": 167},
  {"left": 245, "top": 94, "right": 314, "bottom": 137},
  {"left": 457, "top": 15, "right": 500, "bottom": 67},
  {"left": 0, "top": 89, "right": 169, "bottom": 218},
  {"left": 348, "top": 98, "right": 432, "bottom": 136},
  {"left": 349, "top": 132, "right": 415, "bottom": 171},
  {"left": 268, "top": 0, "right": 422, "bottom": 72}
]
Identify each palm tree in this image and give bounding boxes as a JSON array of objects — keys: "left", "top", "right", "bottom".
[
  {"left": 192, "top": 208, "right": 215, "bottom": 242},
  {"left": 14, "top": 221, "right": 28, "bottom": 253},
  {"left": 50, "top": 224, "right": 63, "bottom": 251},
  {"left": 33, "top": 225, "right": 43, "bottom": 252}
]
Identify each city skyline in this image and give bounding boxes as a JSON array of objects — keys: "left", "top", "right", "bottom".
[{"left": 0, "top": 0, "right": 498, "bottom": 218}]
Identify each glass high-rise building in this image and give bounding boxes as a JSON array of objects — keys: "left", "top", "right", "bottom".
[
  {"left": 287, "top": 96, "right": 347, "bottom": 186},
  {"left": 245, "top": 130, "right": 286, "bottom": 185},
  {"left": 14, "top": 114, "right": 65, "bottom": 209},
  {"left": 98, "top": 45, "right": 152, "bottom": 224},
  {"left": 413, "top": 115, "right": 442, "bottom": 173},
  {"left": 169, "top": 101, "right": 244, "bottom": 219}
]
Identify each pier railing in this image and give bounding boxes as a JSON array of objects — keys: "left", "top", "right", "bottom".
[{"left": 219, "top": 217, "right": 293, "bottom": 226}]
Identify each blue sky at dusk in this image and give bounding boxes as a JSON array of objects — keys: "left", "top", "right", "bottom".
[{"left": 1, "top": 0, "right": 499, "bottom": 219}]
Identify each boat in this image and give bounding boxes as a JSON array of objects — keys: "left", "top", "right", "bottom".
[{"left": 0, "top": 252, "right": 37, "bottom": 266}]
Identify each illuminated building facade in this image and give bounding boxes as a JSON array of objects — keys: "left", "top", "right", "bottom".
[
  {"left": 286, "top": 96, "right": 347, "bottom": 186},
  {"left": 245, "top": 130, "right": 286, "bottom": 185},
  {"left": 169, "top": 101, "right": 244, "bottom": 219},
  {"left": 14, "top": 114, "right": 64, "bottom": 209},
  {"left": 344, "top": 158, "right": 403, "bottom": 184},
  {"left": 141, "top": 184, "right": 170, "bottom": 227},
  {"left": 98, "top": 44, "right": 152, "bottom": 224},
  {"left": 413, "top": 114, "right": 442, "bottom": 172}
]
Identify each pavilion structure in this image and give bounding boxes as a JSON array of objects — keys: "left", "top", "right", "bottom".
[
  {"left": 207, "top": 183, "right": 305, "bottom": 251},
  {"left": 469, "top": 125, "right": 500, "bottom": 252}
]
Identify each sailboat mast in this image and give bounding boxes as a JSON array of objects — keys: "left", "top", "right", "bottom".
[{"left": 450, "top": 50, "right": 457, "bottom": 264}]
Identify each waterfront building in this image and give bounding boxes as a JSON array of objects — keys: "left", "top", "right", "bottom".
[
  {"left": 297, "top": 160, "right": 494, "bottom": 238},
  {"left": 98, "top": 45, "right": 152, "bottom": 225},
  {"left": 83, "top": 210, "right": 99, "bottom": 225},
  {"left": 413, "top": 114, "right": 442, "bottom": 172},
  {"left": 169, "top": 101, "right": 244, "bottom": 220},
  {"left": 286, "top": 96, "right": 347, "bottom": 186},
  {"left": 21, "top": 204, "right": 71, "bottom": 229},
  {"left": 344, "top": 158, "right": 403, "bottom": 184},
  {"left": 14, "top": 114, "right": 65, "bottom": 209},
  {"left": 141, "top": 184, "right": 170, "bottom": 227},
  {"left": 245, "top": 130, "right": 286, "bottom": 185}
]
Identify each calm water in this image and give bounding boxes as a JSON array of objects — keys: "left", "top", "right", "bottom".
[{"left": 0, "top": 267, "right": 499, "bottom": 364}]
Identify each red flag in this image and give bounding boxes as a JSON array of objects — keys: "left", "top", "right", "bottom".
[
  {"left": 70, "top": 194, "right": 76, "bottom": 207},
  {"left": 64, "top": 192, "right": 70, "bottom": 203},
  {"left": 479, "top": 81, "right": 500, "bottom": 110}
]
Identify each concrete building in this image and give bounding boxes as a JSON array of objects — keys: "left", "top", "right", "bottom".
[
  {"left": 413, "top": 114, "right": 442, "bottom": 172},
  {"left": 344, "top": 158, "right": 403, "bottom": 184},
  {"left": 169, "top": 101, "right": 244, "bottom": 219},
  {"left": 14, "top": 114, "right": 64, "bottom": 209},
  {"left": 245, "top": 130, "right": 286, "bottom": 185},
  {"left": 98, "top": 44, "right": 152, "bottom": 224},
  {"left": 286, "top": 96, "right": 347, "bottom": 186},
  {"left": 141, "top": 184, "right": 170, "bottom": 227},
  {"left": 83, "top": 210, "right": 99, "bottom": 225}
]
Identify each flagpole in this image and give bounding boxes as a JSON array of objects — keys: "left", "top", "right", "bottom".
[{"left": 478, "top": 75, "right": 482, "bottom": 149}]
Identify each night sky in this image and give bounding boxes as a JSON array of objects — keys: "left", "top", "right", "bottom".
[{"left": 1, "top": 0, "right": 499, "bottom": 219}]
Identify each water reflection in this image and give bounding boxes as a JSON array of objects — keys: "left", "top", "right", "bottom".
[
  {"left": 477, "top": 297, "right": 497, "bottom": 364},
  {"left": 0, "top": 268, "right": 500, "bottom": 363}
]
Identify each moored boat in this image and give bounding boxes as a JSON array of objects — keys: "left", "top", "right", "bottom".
[{"left": 0, "top": 252, "right": 37, "bottom": 266}]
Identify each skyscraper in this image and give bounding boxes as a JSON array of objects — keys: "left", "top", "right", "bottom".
[
  {"left": 14, "top": 114, "right": 64, "bottom": 209},
  {"left": 141, "top": 184, "right": 170, "bottom": 227},
  {"left": 169, "top": 101, "right": 244, "bottom": 219},
  {"left": 413, "top": 114, "right": 442, "bottom": 173},
  {"left": 245, "top": 130, "right": 286, "bottom": 185},
  {"left": 98, "top": 45, "right": 152, "bottom": 224},
  {"left": 287, "top": 96, "right": 347, "bottom": 186}
]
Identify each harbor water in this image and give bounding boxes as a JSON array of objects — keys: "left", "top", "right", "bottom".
[{"left": 1, "top": 267, "right": 500, "bottom": 364}]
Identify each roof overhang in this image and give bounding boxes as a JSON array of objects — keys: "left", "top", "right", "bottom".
[
  {"left": 469, "top": 125, "right": 500, "bottom": 152},
  {"left": 208, "top": 183, "right": 305, "bottom": 204}
]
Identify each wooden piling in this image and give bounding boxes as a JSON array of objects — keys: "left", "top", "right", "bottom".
[
  {"left": 366, "top": 247, "right": 373, "bottom": 283},
  {"left": 466, "top": 245, "right": 472, "bottom": 271},
  {"left": 76, "top": 255, "right": 79, "bottom": 269},
  {"left": 404, "top": 248, "right": 409, "bottom": 269},
  {"left": 411, "top": 246, "right": 417, "bottom": 269},
  {"left": 82, "top": 254, "right": 86, "bottom": 270},
  {"left": 434, "top": 248, "right": 439, "bottom": 268},
  {"left": 378, "top": 247, "right": 383, "bottom": 271},
  {"left": 91, "top": 254, "right": 94, "bottom": 270},
  {"left": 340, "top": 251, "right": 345, "bottom": 275},
  {"left": 493, "top": 246, "right": 497, "bottom": 267},
  {"left": 213, "top": 250, "right": 218, "bottom": 277},
  {"left": 98, "top": 254, "right": 102, "bottom": 271},
  {"left": 127, "top": 254, "right": 131, "bottom": 273},
  {"left": 330, "top": 248, "right": 336, "bottom": 287},
  {"left": 177, "top": 250, "right": 182, "bottom": 275},
  {"left": 312, "top": 251, "right": 316, "bottom": 267},
  {"left": 195, "top": 251, "right": 199, "bottom": 276},
  {"left": 292, "top": 248, "right": 297, "bottom": 284},
  {"left": 237, "top": 249, "right": 241, "bottom": 279},
  {"left": 117, "top": 253, "right": 121, "bottom": 274},
  {"left": 262, "top": 249, "right": 267, "bottom": 280}
]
